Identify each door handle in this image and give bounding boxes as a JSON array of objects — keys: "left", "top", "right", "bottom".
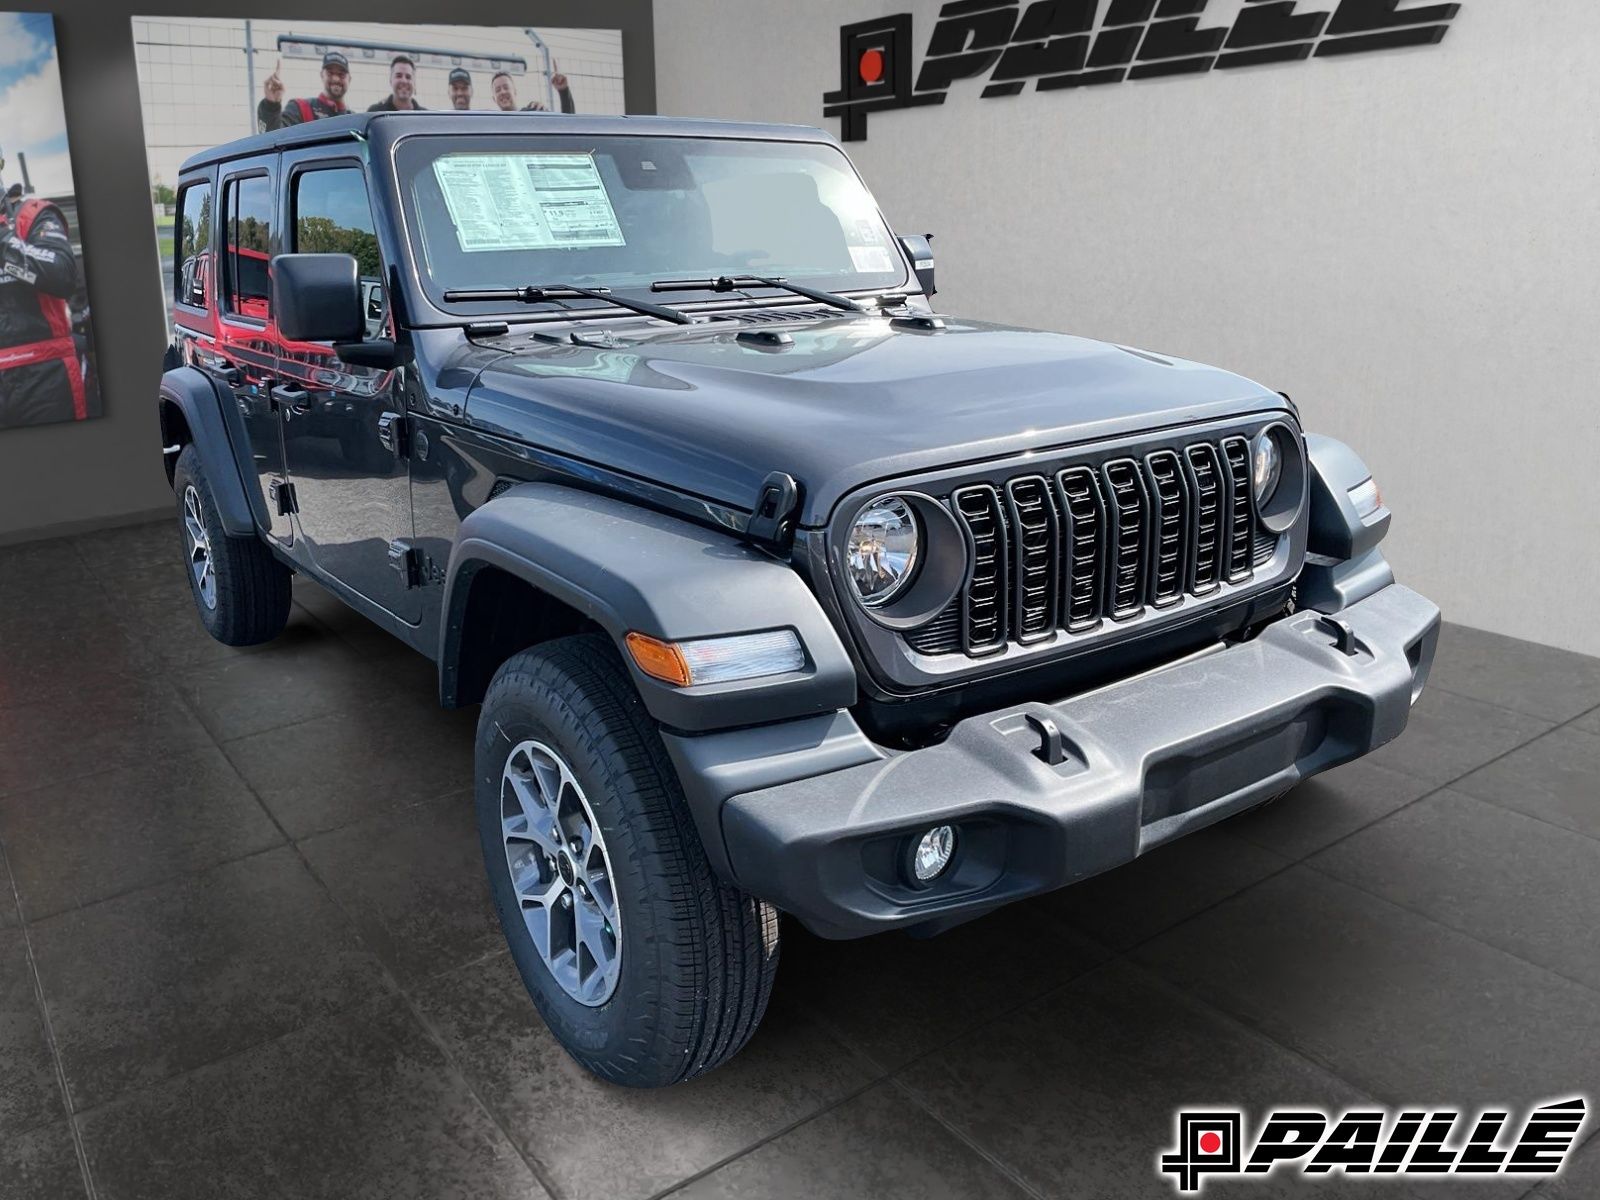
[{"left": 270, "top": 383, "right": 311, "bottom": 414}]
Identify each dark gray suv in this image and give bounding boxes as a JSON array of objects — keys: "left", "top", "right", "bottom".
[{"left": 158, "top": 111, "right": 1440, "bottom": 1086}]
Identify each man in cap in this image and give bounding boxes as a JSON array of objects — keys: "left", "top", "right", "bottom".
[
  {"left": 368, "top": 55, "right": 425, "bottom": 111},
  {"left": 447, "top": 67, "right": 473, "bottom": 110},
  {"left": 258, "top": 52, "right": 351, "bottom": 130},
  {"left": 491, "top": 64, "right": 576, "bottom": 113}
]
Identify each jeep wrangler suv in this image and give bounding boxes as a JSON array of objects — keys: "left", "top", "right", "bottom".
[{"left": 158, "top": 112, "right": 1439, "bottom": 1087}]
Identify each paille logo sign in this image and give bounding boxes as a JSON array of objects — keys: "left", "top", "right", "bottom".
[{"left": 823, "top": 0, "right": 1463, "bottom": 141}]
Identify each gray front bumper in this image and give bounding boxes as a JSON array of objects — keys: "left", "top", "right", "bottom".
[{"left": 664, "top": 584, "right": 1440, "bottom": 939}]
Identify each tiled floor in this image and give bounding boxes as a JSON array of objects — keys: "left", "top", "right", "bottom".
[{"left": 2, "top": 520, "right": 1598, "bottom": 1200}]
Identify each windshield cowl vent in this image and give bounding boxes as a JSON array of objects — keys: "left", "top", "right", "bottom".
[{"left": 711, "top": 307, "right": 832, "bottom": 325}]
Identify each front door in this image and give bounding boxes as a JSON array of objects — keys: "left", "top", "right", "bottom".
[
  {"left": 276, "top": 154, "right": 419, "bottom": 623},
  {"left": 211, "top": 161, "right": 291, "bottom": 544}
]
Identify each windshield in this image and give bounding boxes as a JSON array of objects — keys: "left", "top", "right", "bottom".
[{"left": 394, "top": 133, "right": 907, "bottom": 314}]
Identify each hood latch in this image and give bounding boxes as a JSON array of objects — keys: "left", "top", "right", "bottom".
[{"left": 747, "top": 471, "right": 801, "bottom": 546}]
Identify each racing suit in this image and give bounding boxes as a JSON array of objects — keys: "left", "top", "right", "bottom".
[
  {"left": 257, "top": 93, "right": 348, "bottom": 132},
  {"left": 0, "top": 199, "right": 84, "bottom": 428}
]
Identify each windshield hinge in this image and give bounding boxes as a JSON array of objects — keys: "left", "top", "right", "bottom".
[{"left": 747, "top": 471, "right": 801, "bottom": 546}]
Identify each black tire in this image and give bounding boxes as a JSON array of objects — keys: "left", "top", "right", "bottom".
[
  {"left": 172, "top": 445, "right": 292, "bottom": 647},
  {"left": 475, "top": 633, "right": 779, "bottom": 1087}
]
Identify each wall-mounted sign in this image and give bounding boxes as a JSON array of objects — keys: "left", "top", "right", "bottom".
[{"left": 824, "top": 0, "right": 1463, "bottom": 141}]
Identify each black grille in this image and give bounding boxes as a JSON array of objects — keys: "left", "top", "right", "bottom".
[
  {"left": 917, "top": 432, "right": 1285, "bottom": 658},
  {"left": 953, "top": 485, "right": 1008, "bottom": 654},
  {"left": 1221, "top": 437, "right": 1255, "bottom": 582}
]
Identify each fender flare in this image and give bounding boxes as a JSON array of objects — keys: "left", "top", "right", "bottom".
[
  {"left": 1305, "top": 433, "right": 1390, "bottom": 562},
  {"left": 440, "top": 483, "right": 857, "bottom": 732},
  {"left": 158, "top": 366, "right": 262, "bottom": 537}
]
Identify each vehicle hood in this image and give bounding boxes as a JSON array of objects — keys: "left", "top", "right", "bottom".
[{"left": 461, "top": 313, "right": 1288, "bottom": 526}]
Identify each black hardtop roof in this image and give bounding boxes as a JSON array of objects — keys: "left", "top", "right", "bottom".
[{"left": 178, "top": 110, "right": 838, "bottom": 175}]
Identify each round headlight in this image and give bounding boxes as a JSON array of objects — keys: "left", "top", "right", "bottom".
[
  {"left": 1252, "top": 430, "right": 1283, "bottom": 505},
  {"left": 846, "top": 495, "right": 920, "bottom": 607}
]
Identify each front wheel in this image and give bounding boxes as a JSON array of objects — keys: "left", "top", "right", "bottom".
[
  {"left": 172, "top": 446, "right": 291, "bottom": 646},
  {"left": 475, "top": 634, "right": 779, "bottom": 1087}
]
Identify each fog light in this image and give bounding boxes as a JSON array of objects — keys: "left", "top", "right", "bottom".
[{"left": 910, "top": 825, "right": 956, "bottom": 884}]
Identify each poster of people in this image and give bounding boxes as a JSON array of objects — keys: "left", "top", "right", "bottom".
[
  {"left": 132, "top": 18, "right": 626, "bottom": 307},
  {"left": 0, "top": 12, "right": 101, "bottom": 431}
]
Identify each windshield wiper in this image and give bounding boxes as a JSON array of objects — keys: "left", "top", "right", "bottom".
[
  {"left": 649, "top": 274, "right": 869, "bottom": 314},
  {"left": 440, "top": 283, "right": 693, "bottom": 326}
]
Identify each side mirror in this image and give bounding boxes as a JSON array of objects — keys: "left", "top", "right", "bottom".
[
  {"left": 272, "top": 253, "right": 364, "bottom": 343},
  {"left": 897, "top": 233, "right": 935, "bottom": 297}
]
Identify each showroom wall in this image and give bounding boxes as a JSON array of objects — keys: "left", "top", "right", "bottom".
[
  {"left": 655, "top": 0, "right": 1600, "bottom": 657},
  {"left": 0, "top": 0, "right": 655, "bottom": 545}
]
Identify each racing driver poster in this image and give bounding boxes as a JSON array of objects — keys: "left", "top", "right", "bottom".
[
  {"left": 0, "top": 12, "right": 102, "bottom": 431},
  {"left": 132, "top": 17, "right": 626, "bottom": 312}
]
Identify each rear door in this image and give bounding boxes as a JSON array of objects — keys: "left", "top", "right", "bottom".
[
  {"left": 209, "top": 158, "right": 292, "bottom": 543},
  {"left": 276, "top": 150, "right": 419, "bottom": 623}
]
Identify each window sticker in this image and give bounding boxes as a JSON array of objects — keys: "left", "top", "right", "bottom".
[
  {"left": 431, "top": 153, "right": 625, "bottom": 252},
  {"left": 849, "top": 245, "right": 895, "bottom": 274}
]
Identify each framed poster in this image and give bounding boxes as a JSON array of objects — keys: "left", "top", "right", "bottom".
[{"left": 0, "top": 12, "right": 101, "bottom": 430}]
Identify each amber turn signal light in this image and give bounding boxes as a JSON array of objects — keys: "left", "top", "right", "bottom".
[{"left": 624, "top": 632, "right": 692, "bottom": 687}]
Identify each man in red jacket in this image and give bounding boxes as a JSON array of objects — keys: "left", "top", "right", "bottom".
[
  {"left": 258, "top": 52, "right": 351, "bottom": 131},
  {"left": 0, "top": 184, "right": 85, "bottom": 428}
]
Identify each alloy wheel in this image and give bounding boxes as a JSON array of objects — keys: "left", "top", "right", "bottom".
[
  {"left": 182, "top": 485, "right": 217, "bottom": 610},
  {"left": 500, "top": 739, "right": 622, "bottom": 1006}
]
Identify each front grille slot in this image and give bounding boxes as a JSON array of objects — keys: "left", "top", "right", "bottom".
[
  {"left": 1183, "top": 444, "right": 1224, "bottom": 595},
  {"left": 1055, "top": 466, "right": 1105, "bottom": 632},
  {"left": 1102, "top": 460, "right": 1150, "bottom": 619},
  {"left": 1003, "top": 476, "right": 1059, "bottom": 643},
  {"left": 1221, "top": 437, "right": 1255, "bottom": 583},
  {"left": 952, "top": 485, "right": 1009, "bottom": 654},
  {"left": 1145, "top": 451, "right": 1188, "bottom": 607}
]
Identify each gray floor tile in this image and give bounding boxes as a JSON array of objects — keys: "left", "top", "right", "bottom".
[
  {"left": 0, "top": 677, "right": 214, "bottom": 799},
  {"left": 1429, "top": 623, "right": 1600, "bottom": 723},
  {"left": 1225, "top": 757, "right": 1435, "bottom": 860},
  {"left": 70, "top": 519, "right": 176, "bottom": 574},
  {"left": 223, "top": 690, "right": 476, "bottom": 840},
  {"left": 0, "top": 538, "right": 90, "bottom": 599},
  {"left": 780, "top": 902, "right": 1107, "bottom": 1072},
  {"left": 0, "top": 929, "right": 63, "bottom": 1139},
  {"left": 1453, "top": 726, "right": 1600, "bottom": 843},
  {"left": 1366, "top": 686, "right": 1552, "bottom": 785},
  {"left": 29, "top": 846, "right": 394, "bottom": 1111},
  {"left": 293, "top": 577, "right": 415, "bottom": 659},
  {"left": 0, "top": 589, "right": 151, "bottom": 691},
  {"left": 0, "top": 1120, "right": 85, "bottom": 1200},
  {"left": 77, "top": 998, "right": 547, "bottom": 1200},
  {"left": 675, "top": 1082, "right": 1031, "bottom": 1200},
  {"left": 102, "top": 583, "right": 324, "bottom": 673},
  {"left": 0, "top": 747, "right": 284, "bottom": 922},
  {"left": 1575, "top": 707, "right": 1600, "bottom": 736},
  {"left": 299, "top": 791, "right": 500, "bottom": 985},
  {"left": 1135, "top": 867, "right": 1600, "bottom": 1103},
  {"left": 0, "top": 854, "right": 18, "bottom": 929},
  {"left": 170, "top": 629, "right": 368, "bottom": 742},
  {"left": 1043, "top": 824, "right": 1289, "bottom": 951},
  {"left": 410, "top": 951, "right": 875, "bottom": 1200},
  {"left": 1310, "top": 789, "right": 1600, "bottom": 991},
  {"left": 899, "top": 959, "right": 1509, "bottom": 1200}
]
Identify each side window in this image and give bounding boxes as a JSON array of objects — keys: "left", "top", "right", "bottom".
[
  {"left": 294, "top": 166, "right": 385, "bottom": 336},
  {"left": 174, "top": 181, "right": 212, "bottom": 308},
  {"left": 223, "top": 174, "right": 272, "bottom": 320}
]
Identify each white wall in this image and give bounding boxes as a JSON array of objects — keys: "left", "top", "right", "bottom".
[{"left": 655, "top": 0, "right": 1600, "bottom": 657}]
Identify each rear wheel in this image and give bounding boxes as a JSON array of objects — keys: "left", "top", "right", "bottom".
[
  {"left": 475, "top": 634, "right": 779, "bottom": 1087},
  {"left": 173, "top": 446, "right": 291, "bottom": 646}
]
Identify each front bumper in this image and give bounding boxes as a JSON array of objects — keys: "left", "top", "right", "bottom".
[{"left": 664, "top": 583, "right": 1439, "bottom": 939}]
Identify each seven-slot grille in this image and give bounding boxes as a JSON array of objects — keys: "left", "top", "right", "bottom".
[{"left": 907, "top": 434, "right": 1277, "bottom": 658}]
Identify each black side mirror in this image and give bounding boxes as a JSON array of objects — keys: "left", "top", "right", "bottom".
[
  {"left": 272, "top": 253, "right": 364, "bottom": 343},
  {"left": 897, "top": 233, "right": 935, "bottom": 297}
]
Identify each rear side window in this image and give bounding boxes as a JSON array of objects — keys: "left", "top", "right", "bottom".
[
  {"left": 174, "top": 181, "right": 212, "bottom": 308},
  {"left": 222, "top": 174, "right": 271, "bottom": 320},
  {"left": 293, "top": 166, "right": 386, "bottom": 335}
]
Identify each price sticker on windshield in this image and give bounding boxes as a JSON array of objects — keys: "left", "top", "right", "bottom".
[{"left": 432, "top": 152, "right": 626, "bottom": 253}]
